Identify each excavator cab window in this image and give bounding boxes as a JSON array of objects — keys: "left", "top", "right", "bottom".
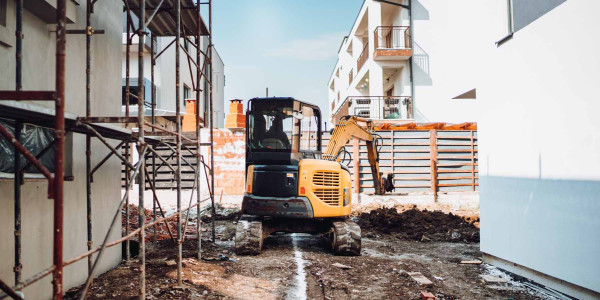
[
  {"left": 246, "top": 98, "right": 322, "bottom": 166},
  {"left": 248, "top": 100, "right": 297, "bottom": 151}
]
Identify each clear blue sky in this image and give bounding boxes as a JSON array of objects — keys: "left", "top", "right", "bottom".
[{"left": 210, "top": 0, "right": 364, "bottom": 121}]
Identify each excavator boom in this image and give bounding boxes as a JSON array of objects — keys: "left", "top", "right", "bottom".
[{"left": 325, "top": 116, "right": 383, "bottom": 195}]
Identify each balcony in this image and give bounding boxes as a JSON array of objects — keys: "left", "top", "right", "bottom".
[
  {"left": 373, "top": 26, "right": 412, "bottom": 60},
  {"left": 333, "top": 96, "right": 413, "bottom": 123},
  {"left": 357, "top": 43, "right": 369, "bottom": 72}
]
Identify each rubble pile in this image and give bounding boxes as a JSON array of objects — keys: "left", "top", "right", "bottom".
[{"left": 357, "top": 206, "right": 480, "bottom": 243}]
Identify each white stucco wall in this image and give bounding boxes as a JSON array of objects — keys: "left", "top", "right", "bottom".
[
  {"left": 0, "top": 1, "right": 123, "bottom": 298},
  {"left": 475, "top": 0, "right": 600, "bottom": 296}
]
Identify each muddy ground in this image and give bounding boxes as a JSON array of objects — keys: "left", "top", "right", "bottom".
[{"left": 66, "top": 207, "right": 551, "bottom": 300}]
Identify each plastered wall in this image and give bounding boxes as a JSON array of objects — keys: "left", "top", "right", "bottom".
[{"left": 0, "top": 1, "right": 124, "bottom": 298}]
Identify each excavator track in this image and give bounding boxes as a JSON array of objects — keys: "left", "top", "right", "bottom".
[
  {"left": 331, "top": 219, "right": 361, "bottom": 256},
  {"left": 234, "top": 216, "right": 264, "bottom": 255}
]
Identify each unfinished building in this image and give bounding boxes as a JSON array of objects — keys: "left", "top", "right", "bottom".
[{"left": 0, "top": 0, "right": 218, "bottom": 299}]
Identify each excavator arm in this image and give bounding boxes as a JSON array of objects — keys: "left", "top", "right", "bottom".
[{"left": 324, "top": 116, "right": 383, "bottom": 195}]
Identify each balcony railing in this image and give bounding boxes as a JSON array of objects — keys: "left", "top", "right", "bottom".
[
  {"left": 374, "top": 26, "right": 411, "bottom": 49},
  {"left": 357, "top": 43, "right": 369, "bottom": 72},
  {"left": 345, "top": 96, "right": 413, "bottom": 120}
]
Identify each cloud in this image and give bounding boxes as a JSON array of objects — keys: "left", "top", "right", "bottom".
[{"left": 267, "top": 32, "right": 346, "bottom": 61}]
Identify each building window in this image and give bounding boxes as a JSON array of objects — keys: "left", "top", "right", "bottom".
[
  {"left": 122, "top": 78, "right": 153, "bottom": 107},
  {"left": 0, "top": 118, "right": 73, "bottom": 179},
  {"left": 183, "top": 85, "right": 191, "bottom": 108}
]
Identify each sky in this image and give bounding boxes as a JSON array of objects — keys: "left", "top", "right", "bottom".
[{"left": 209, "top": 0, "right": 364, "bottom": 121}]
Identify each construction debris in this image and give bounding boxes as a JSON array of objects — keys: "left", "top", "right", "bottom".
[
  {"left": 480, "top": 275, "right": 509, "bottom": 284},
  {"left": 420, "top": 291, "right": 437, "bottom": 299},
  {"left": 407, "top": 272, "right": 434, "bottom": 286},
  {"left": 460, "top": 260, "right": 482, "bottom": 265},
  {"left": 331, "top": 263, "right": 352, "bottom": 269}
]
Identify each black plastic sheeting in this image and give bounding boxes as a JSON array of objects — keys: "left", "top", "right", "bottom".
[{"left": 0, "top": 118, "right": 55, "bottom": 173}]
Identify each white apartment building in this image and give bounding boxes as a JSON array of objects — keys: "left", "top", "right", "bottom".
[
  {"left": 328, "top": 0, "right": 413, "bottom": 124},
  {"left": 330, "top": 0, "right": 600, "bottom": 299},
  {"left": 121, "top": 19, "right": 225, "bottom": 128}
]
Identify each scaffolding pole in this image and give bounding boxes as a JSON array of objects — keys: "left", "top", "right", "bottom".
[
  {"left": 0, "top": 1, "right": 216, "bottom": 298},
  {"left": 13, "top": 0, "right": 23, "bottom": 287},
  {"left": 53, "top": 0, "right": 67, "bottom": 298},
  {"left": 136, "top": 0, "right": 147, "bottom": 297},
  {"left": 175, "top": 0, "right": 184, "bottom": 286}
]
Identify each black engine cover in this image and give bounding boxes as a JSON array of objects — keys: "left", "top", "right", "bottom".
[{"left": 252, "top": 165, "right": 298, "bottom": 198}]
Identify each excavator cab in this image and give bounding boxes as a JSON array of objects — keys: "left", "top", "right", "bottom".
[{"left": 235, "top": 98, "right": 374, "bottom": 256}]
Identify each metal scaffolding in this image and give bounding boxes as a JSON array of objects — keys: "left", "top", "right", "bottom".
[{"left": 0, "top": 0, "right": 216, "bottom": 299}]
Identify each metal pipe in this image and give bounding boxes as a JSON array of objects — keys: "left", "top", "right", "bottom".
[
  {"left": 175, "top": 0, "right": 183, "bottom": 286},
  {"left": 145, "top": 0, "right": 166, "bottom": 28},
  {"left": 81, "top": 123, "right": 136, "bottom": 170},
  {"left": 0, "top": 279, "right": 23, "bottom": 300},
  {"left": 78, "top": 150, "right": 145, "bottom": 300},
  {"left": 64, "top": 198, "right": 200, "bottom": 268},
  {"left": 53, "top": 0, "right": 67, "bottom": 298},
  {"left": 13, "top": 122, "right": 22, "bottom": 286},
  {"left": 124, "top": 5, "right": 132, "bottom": 261},
  {"left": 195, "top": 2, "right": 202, "bottom": 259},
  {"left": 143, "top": 166, "right": 176, "bottom": 243},
  {"left": 16, "top": 0, "right": 23, "bottom": 91},
  {"left": 137, "top": 0, "right": 146, "bottom": 297},
  {"left": 0, "top": 266, "right": 55, "bottom": 300},
  {"left": 90, "top": 141, "right": 126, "bottom": 180},
  {"left": 154, "top": 38, "right": 176, "bottom": 60},
  {"left": 151, "top": 36, "right": 157, "bottom": 242},
  {"left": 209, "top": 0, "right": 216, "bottom": 242},
  {"left": 85, "top": 0, "right": 93, "bottom": 275}
]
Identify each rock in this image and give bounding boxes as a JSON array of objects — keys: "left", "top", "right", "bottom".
[
  {"left": 480, "top": 275, "right": 508, "bottom": 283},
  {"left": 95, "top": 294, "right": 106, "bottom": 298},
  {"left": 332, "top": 263, "right": 352, "bottom": 269}
]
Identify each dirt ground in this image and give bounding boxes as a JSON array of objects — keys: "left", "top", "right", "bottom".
[{"left": 65, "top": 206, "right": 552, "bottom": 300}]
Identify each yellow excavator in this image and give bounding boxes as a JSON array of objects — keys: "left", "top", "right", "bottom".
[{"left": 235, "top": 97, "right": 383, "bottom": 255}]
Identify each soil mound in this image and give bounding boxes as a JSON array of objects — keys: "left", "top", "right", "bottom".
[{"left": 357, "top": 206, "right": 479, "bottom": 243}]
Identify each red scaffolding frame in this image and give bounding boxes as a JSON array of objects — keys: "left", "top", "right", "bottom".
[{"left": 0, "top": 0, "right": 216, "bottom": 299}]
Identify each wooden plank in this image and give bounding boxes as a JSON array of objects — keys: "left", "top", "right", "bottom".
[
  {"left": 438, "top": 183, "right": 479, "bottom": 187},
  {"left": 437, "top": 169, "right": 474, "bottom": 173},
  {"left": 437, "top": 163, "right": 478, "bottom": 167},
  {"left": 437, "top": 135, "right": 477, "bottom": 140},
  {"left": 471, "top": 131, "right": 476, "bottom": 191},
  {"left": 359, "top": 170, "right": 431, "bottom": 174},
  {"left": 437, "top": 142, "right": 478, "bottom": 146},
  {"left": 430, "top": 130, "right": 438, "bottom": 199},
  {"left": 394, "top": 177, "right": 431, "bottom": 181},
  {"left": 394, "top": 142, "right": 430, "bottom": 146},
  {"left": 437, "top": 149, "right": 478, "bottom": 153},
  {"left": 362, "top": 184, "right": 430, "bottom": 188},
  {"left": 436, "top": 155, "right": 475, "bottom": 159},
  {"left": 394, "top": 149, "right": 432, "bottom": 153},
  {"left": 359, "top": 156, "right": 430, "bottom": 160},
  {"left": 438, "top": 176, "right": 478, "bottom": 180}
]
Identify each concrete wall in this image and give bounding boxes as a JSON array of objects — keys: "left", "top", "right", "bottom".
[
  {"left": 412, "top": 0, "right": 600, "bottom": 297},
  {"left": 0, "top": 1, "right": 123, "bottom": 298},
  {"left": 474, "top": 0, "right": 600, "bottom": 297}
]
